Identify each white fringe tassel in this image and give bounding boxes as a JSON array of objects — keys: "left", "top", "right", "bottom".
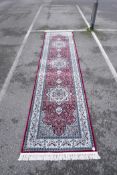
[{"left": 18, "top": 152, "right": 100, "bottom": 161}]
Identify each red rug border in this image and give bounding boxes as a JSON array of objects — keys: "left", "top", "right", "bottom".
[{"left": 20, "top": 32, "right": 97, "bottom": 154}]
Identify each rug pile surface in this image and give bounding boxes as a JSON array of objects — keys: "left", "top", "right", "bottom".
[{"left": 19, "top": 32, "right": 100, "bottom": 160}]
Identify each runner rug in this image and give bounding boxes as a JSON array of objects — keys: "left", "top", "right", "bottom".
[{"left": 19, "top": 32, "right": 100, "bottom": 161}]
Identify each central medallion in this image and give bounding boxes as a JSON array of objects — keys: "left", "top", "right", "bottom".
[{"left": 47, "top": 85, "right": 72, "bottom": 105}]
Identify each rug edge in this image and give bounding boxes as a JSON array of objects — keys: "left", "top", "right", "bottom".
[
  {"left": 18, "top": 152, "right": 100, "bottom": 161},
  {"left": 72, "top": 32, "right": 97, "bottom": 150}
]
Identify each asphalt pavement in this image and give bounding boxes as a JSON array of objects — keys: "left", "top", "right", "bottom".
[{"left": 0, "top": 0, "right": 117, "bottom": 175}]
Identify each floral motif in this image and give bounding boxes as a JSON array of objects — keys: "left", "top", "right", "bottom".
[
  {"left": 50, "top": 58, "right": 68, "bottom": 70},
  {"left": 56, "top": 79, "right": 62, "bottom": 84},
  {"left": 56, "top": 107, "right": 62, "bottom": 114},
  {"left": 52, "top": 40, "right": 66, "bottom": 48}
]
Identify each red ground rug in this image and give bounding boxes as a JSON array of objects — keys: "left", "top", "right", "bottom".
[{"left": 19, "top": 32, "right": 100, "bottom": 160}]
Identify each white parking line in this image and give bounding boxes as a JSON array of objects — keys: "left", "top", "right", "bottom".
[
  {"left": 96, "top": 29, "right": 117, "bottom": 32},
  {"left": 31, "top": 28, "right": 117, "bottom": 33},
  {"left": 0, "top": 5, "right": 43, "bottom": 103},
  {"left": 76, "top": 5, "right": 90, "bottom": 28},
  {"left": 31, "top": 29, "right": 117, "bottom": 33},
  {"left": 31, "top": 29, "right": 87, "bottom": 33},
  {"left": 76, "top": 5, "right": 117, "bottom": 83}
]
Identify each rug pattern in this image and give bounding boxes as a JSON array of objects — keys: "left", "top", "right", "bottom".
[{"left": 23, "top": 32, "right": 96, "bottom": 152}]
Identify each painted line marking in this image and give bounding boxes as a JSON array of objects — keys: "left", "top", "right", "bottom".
[
  {"left": 31, "top": 28, "right": 117, "bottom": 33},
  {"left": 31, "top": 29, "right": 87, "bottom": 33},
  {"left": 44, "top": 4, "right": 72, "bottom": 7},
  {"left": 76, "top": 5, "right": 90, "bottom": 28},
  {"left": 0, "top": 5, "right": 43, "bottom": 103},
  {"left": 96, "top": 29, "right": 117, "bottom": 32},
  {"left": 76, "top": 5, "right": 117, "bottom": 83}
]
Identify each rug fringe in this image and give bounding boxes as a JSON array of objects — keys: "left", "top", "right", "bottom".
[{"left": 18, "top": 152, "right": 100, "bottom": 161}]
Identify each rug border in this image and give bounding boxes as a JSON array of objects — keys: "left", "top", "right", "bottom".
[
  {"left": 72, "top": 32, "right": 97, "bottom": 151},
  {"left": 20, "top": 32, "right": 98, "bottom": 154}
]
